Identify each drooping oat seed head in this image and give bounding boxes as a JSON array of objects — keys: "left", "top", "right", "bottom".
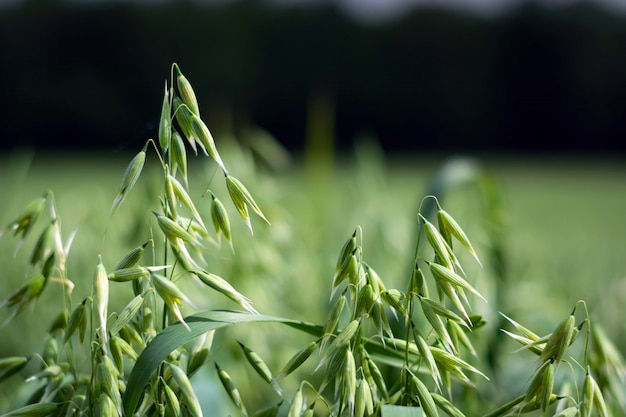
[
  {"left": 540, "top": 361, "right": 554, "bottom": 417},
  {"left": 360, "top": 347, "right": 388, "bottom": 401},
  {"left": 187, "top": 331, "right": 214, "bottom": 376},
  {"left": 363, "top": 262, "right": 385, "bottom": 294},
  {"left": 590, "top": 325, "right": 626, "bottom": 393},
  {"left": 420, "top": 296, "right": 468, "bottom": 329},
  {"left": 64, "top": 298, "right": 87, "bottom": 343},
  {"left": 215, "top": 363, "right": 248, "bottom": 417},
  {"left": 316, "top": 320, "right": 360, "bottom": 378},
  {"left": 355, "top": 379, "right": 366, "bottom": 417},
  {"left": 325, "top": 320, "right": 360, "bottom": 357},
  {"left": 539, "top": 313, "right": 576, "bottom": 364},
  {"left": 240, "top": 341, "right": 283, "bottom": 394},
  {"left": 0, "top": 272, "right": 46, "bottom": 319},
  {"left": 41, "top": 336, "right": 58, "bottom": 365},
  {"left": 167, "top": 174, "right": 207, "bottom": 231},
  {"left": 109, "top": 336, "right": 138, "bottom": 373},
  {"left": 96, "top": 393, "right": 118, "bottom": 417},
  {"left": 414, "top": 332, "right": 442, "bottom": 390},
  {"left": 0, "top": 356, "right": 29, "bottom": 384},
  {"left": 287, "top": 386, "right": 303, "bottom": 417},
  {"left": 342, "top": 348, "right": 357, "bottom": 415},
  {"left": 431, "top": 393, "right": 466, "bottom": 417},
  {"left": 410, "top": 263, "right": 428, "bottom": 298},
  {"left": 434, "top": 280, "right": 471, "bottom": 324},
  {"left": 107, "top": 267, "right": 150, "bottom": 283},
  {"left": 581, "top": 369, "right": 594, "bottom": 417},
  {"left": 25, "top": 363, "right": 66, "bottom": 383},
  {"left": 114, "top": 241, "right": 150, "bottom": 270},
  {"left": 225, "top": 174, "right": 270, "bottom": 232},
  {"left": 437, "top": 208, "right": 482, "bottom": 267},
  {"left": 173, "top": 98, "right": 198, "bottom": 154},
  {"left": 319, "top": 345, "right": 347, "bottom": 394},
  {"left": 159, "top": 376, "right": 181, "bottom": 417},
  {"left": 500, "top": 312, "right": 547, "bottom": 355},
  {"left": 29, "top": 220, "right": 54, "bottom": 267},
  {"left": 150, "top": 273, "right": 193, "bottom": 331},
  {"left": 332, "top": 249, "right": 358, "bottom": 293},
  {"left": 591, "top": 372, "right": 609, "bottom": 417},
  {"left": 238, "top": 341, "right": 274, "bottom": 385},
  {"left": 97, "top": 360, "right": 122, "bottom": 415},
  {"left": 109, "top": 294, "right": 144, "bottom": 336},
  {"left": 119, "top": 325, "right": 144, "bottom": 348},
  {"left": 93, "top": 255, "right": 109, "bottom": 346},
  {"left": 170, "top": 129, "right": 188, "bottom": 181},
  {"left": 164, "top": 171, "right": 178, "bottom": 218},
  {"left": 381, "top": 289, "right": 407, "bottom": 319},
  {"left": 153, "top": 211, "right": 201, "bottom": 246},
  {"left": 420, "top": 214, "right": 454, "bottom": 270},
  {"left": 168, "top": 362, "right": 203, "bottom": 417},
  {"left": 173, "top": 63, "right": 200, "bottom": 116},
  {"left": 523, "top": 360, "right": 551, "bottom": 412},
  {"left": 581, "top": 368, "right": 608, "bottom": 417},
  {"left": 447, "top": 320, "right": 476, "bottom": 356},
  {"left": 410, "top": 373, "right": 440, "bottom": 417},
  {"left": 177, "top": 215, "right": 210, "bottom": 241},
  {"left": 335, "top": 228, "right": 358, "bottom": 272},
  {"left": 429, "top": 346, "right": 489, "bottom": 382},
  {"left": 2, "top": 195, "right": 47, "bottom": 245},
  {"left": 321, "top": 294, "right": 346, "bottom": 351},
  {"left": 192, "top": 270, "right": 257, "bottom": 314},
  {"left": 419, "top": 297, "right": 456, "bottom": 354},
  {"left": 158, "top": 82, "right": 172, "bottom": 152},
  {"left": 190, "top": 114, "right": 225, "bottom": 169},
  {"left": 355, "top": 283, "right": 374, "bottom": 317},
  {"left": 210, "top": 192, "right": 233, "bottom": 248},
  {"left": 274, "top": 340, "right": 318, "bottom": 382},
  {"left": 356, "top": 377, "right": 374, "bottom": 417},
  {"left": 428, "top": 262, "right": 486, "bottom": 303},
  {"left": 168, "top": 238, "right": 201, "bottom": 271},
  {"left": 111, "top": 150, "right": 145, "bottom": 215}
]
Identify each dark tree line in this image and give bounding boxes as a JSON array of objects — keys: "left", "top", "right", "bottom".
[{"left": 1, "top": 0, "right": 625, "bottom": 153}]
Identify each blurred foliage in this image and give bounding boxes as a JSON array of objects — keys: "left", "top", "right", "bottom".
[{"left": 1, "top": 0, "right": 626, "bottom": 153}]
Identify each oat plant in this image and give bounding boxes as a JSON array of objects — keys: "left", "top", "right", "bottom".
[{"left": 1, "top": 64, "right": 624, "bottom": 417}]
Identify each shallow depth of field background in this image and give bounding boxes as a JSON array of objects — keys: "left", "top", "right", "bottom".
[{"left": 1, "top": 0, "right": 626, "bottom": 412}]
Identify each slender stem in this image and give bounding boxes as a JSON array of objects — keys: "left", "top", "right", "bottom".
[
  {"left": 577, "top": 300, "right": 591, "bottom": 368},
  {"left": 146, "top": 139, "right": 166, "bottom": 170}
]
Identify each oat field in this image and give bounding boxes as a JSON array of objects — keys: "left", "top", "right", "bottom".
[
  {"left": 1, "top": 146, "right": 625, "bottom": 416},
  {"left": 0, "top": 65, "right": 624, "bottom": 417}
]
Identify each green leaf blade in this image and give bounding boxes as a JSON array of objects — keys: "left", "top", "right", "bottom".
[{"left": 122, "top": 310, "right": 321, "bottom": 416}]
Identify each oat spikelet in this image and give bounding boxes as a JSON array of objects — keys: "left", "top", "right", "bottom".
[
  {"left": 93, "top": 255, "right": 109, "bottom": 346},
  {"left": 111, "top": 150, "right": 145, "bottom": 215},
  {"left": 192, "top": 270, "right": 257, "bottom": 314},
  {"left": 158, "top": 82, "right": 171, "bottom": 152},
  {"left": 173, "top": 63, "right": 200, "bottom": 116}
]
